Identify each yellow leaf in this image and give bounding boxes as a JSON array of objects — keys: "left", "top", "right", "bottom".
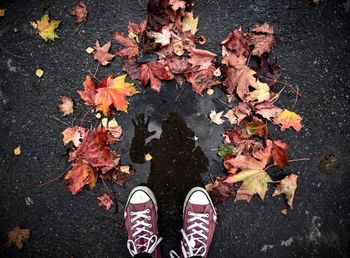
[
  {"left": 225, "top": 169, "right": 261, "bottom": 183},
  {"left": 95, "top": 113, "right": 101, "bottom": 119},
  {"left": 273, "top": 174, "right": 298, "bottom": 208},
  {"left": 14, "top": 146, "right": 21, "bottom": 156},
  {"left": 207, "top": 88, "right": 215, "bottom": 95},
  {"left": 235, "top": 170, "right": 273, "bottom": 202},
  {"left": 182, "top": 12, "right": 198, "bottom": 34},
  {"left": 0, "top": 9, "right": 6, "bottom": 16},
  {"left": 34, "top": 14, "right": 60, "bottom": 42},
  {"left": 101, "top": 118, "right": 108, "bottom": 128},
  {"left": 273, "top": 109, "right": 303, "bottom": 131},
  {"left": 245, "top": 80, "right": 270, "bottom": 103},
  {"left": 145, "top": 153, "right": 153, "bottom": 161},
  {"left": 86, "top": 47, "right": 94, "bottom": 54},
  {"left": 120, "top": 165, "right": 130, "bottom": 174},
  {"left": 35, "top": 68, "right": 44, "bottom": 78}
]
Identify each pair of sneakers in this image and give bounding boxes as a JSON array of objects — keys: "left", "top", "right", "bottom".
[{"left": 124, "top": 186, "right": 217, "bottom": 258}]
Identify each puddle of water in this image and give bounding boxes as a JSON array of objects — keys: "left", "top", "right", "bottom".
[{"left": 129, "top": 112, "right": 209, "bottom": 248}]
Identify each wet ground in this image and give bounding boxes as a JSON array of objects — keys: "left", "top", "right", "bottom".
[{"left": 1, "top": 0, "right": 350, "bottom": 257}]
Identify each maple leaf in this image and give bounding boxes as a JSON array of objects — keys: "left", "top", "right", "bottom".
[
  {"left": 188, "top": 47, "right": 216, "bottom": 71},
  {"left": 221, "top": 29, "right": 249, "bottom": 57},
  {"left": 5, "top": 226, "right": 30, "bottom": 249},
  {"left": 245, "top": 80, "right": 270, "bottom": 103},
  {"left": 272, "top": 140, "right": 288, "bottom": 169},
  {"left": 95, "top": 74, "right": 139, "bottom": 115},
  {"left": 166, "top": 56, "right": 192, "bottom": 74},
  {"left": 65, "top": 163, "right": 98, "bottom": 195},
  {"left": 140, "top": 61, "right": 174, "bottom": 92},
  {"left": 224, "top": 169, "right": 261, "bottom": 183},
  {"left": 93, "top": 40, "right": 115, "bottom": 66},
  {"left": 146, "top": 0, "right": 172, "bottom": 32},
  {"left": 222, "top": 55, "right": 256, "bottom": 98},
  {"left": 71, "top": 1, "right": 88, "bottom": 23},
  {"left": 224, "top": 155, "right": 266, "bottom": 175},
  {"left": 209, "top": 110, "right": 224, "bottom": 125},
  {"left": 148, "top": 25, "right": 172, "bottom": 47},
  {"left": 226, "top": 102, "right": 252, "bottom": 124},
  {"left": 247, "top": 23, "right": 276, "bottom": 57},
  {"left": 102, "top": 118, "right": 123, "bottom": 144},
  {"left": 273, "top": 174, "right": 298, "bottom": 208},
  {"left": 62, "top": 126, "right": 86, "bottom": 147},
  {"left": 244, "top": 118, "right": 267, "bottom": 138},
  {"left": 128, "top": 20, "right": 147, "bottom": 35},
  {"left": 122, "top": 58, "right": 141, "bottom": 81},
  {"left": 254, "top": 56, "right": 281, "bottom": 87},
  {"left": 32, "top": 14, "right": 60, "bottom": 42},
  {"left": 101, "top": 165, "right": 135, "bottom": 186},
  {"left": 78, "top": 75, "right": 97, "bottom": 105},
  {"left": 273, "top": 109, "right": 303, "bottom": 131},
  {"left": 112, "top": 31, "right": 139, "bottom": 58},
  {"left": 224, "top": 110, "right": 238, "bottom": 124},
  {"left": 186, "top": 65, "right": 220, "bottom": 95},
  {"left": 97, "top": 193, "right": 113, "bottom": 210},
  {"left": 235, "top": 170, "right": 273, "bottom": 202},
  {"left": 206, "top": 176, "right": 236, "bottom": 205},
  {"left": 255, "top": 101, "right": 282, "bottom": 120},
  {"left": 57, "top": 96, "right": 74, "bottom": 116},
  {"left": 182, "top": 12, "right": 198, "bottom": 34}
]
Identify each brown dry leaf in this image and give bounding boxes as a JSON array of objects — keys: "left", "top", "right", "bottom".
[
  {"left": 273, "top": 109, "right": 303, "bottom": 132},
  {"left": 273, "top": 174, "right": 298, "bottom": 208},
  {"left": 57, "top": 96, "right": 74, "bottom": 116},
  {"left": 112, "top": 32, "right": 139, "bottom": 58},
  {"left": 93, "top": 40, "right": 115, "bottom": 66},
  {"left": 221, "top": 29, "right": 249, "bottom": 57},
  {"left": 71, "top": 1, "right": 88, "bottom": 23},
  {"left": 188, "top": 47, "right": 216, "bottom": 71},
  {"left": 5, "top": 226, "right": 30, "bottom": 249},
  {"left": 255, "top": 101, "right": 282, "bottom": 120},
  {"left": 169, "top": 0, "right": 187, "bottom": 11},
  {"left": 140, "top": 61, "right": 174, "bottom": 92},
  {"left": 209, "top": 110, "right": 224, "bottom": 125},
  {"left": 62, "top": 126, "right": 86, "bottom": 147},
  {"left": 148, "top": 25, "right": 172, "bottom": 47},
  {"left": 97, "top": 193, "right": 113, "bottom": 210},
  {"left": 247, "top": 23, "right": 276, "bottom": 57},
  {"left": 186, "top": 65, "right": 220, "bottom": 95}
]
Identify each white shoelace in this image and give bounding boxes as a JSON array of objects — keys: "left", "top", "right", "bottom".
[
  {"left": 127, "top": 209, "right": 162, "bottom": 257},
  {"left": 170, "top": 211, "right": 209, "bottom": 258}
]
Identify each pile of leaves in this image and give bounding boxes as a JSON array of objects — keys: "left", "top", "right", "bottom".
[{"left": 31, "top": 0, "right": 304, "bottom": 211}]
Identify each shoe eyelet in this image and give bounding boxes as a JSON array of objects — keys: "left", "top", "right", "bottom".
[
  {"left": 188, "top": 211, "right": 191, "bottom": 215},
  {"left": 187, "top": 219, "right": 190, "bottom": 223},
  {"left": 149, "top": 224, "right": 152, "bottom": 228},
  {"left": 146, "top": 209, "right": 150, "bottom": 213},
  {"left": 205, "top": 213, "right": 209, "bottom": 217},
  {"left": 130, "top": 211, "right": 134, "bottom": 215},
  {"left": 147, "top": 216, "right": 151, "bottom": 220}
]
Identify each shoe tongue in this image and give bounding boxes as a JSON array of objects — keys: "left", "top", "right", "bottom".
[{"left": 190, "top": 203, "right": 208, "bottom": 214}]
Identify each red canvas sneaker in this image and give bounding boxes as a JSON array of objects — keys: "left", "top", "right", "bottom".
[
  {"left": 125, "top": 186, "right": 162, "bottom": 257},
  {"left": 170, "top": 187, "right": 217, "bottom": 258}
]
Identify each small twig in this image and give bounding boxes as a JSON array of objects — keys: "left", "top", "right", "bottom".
[
  {"left": 38, "top": 166, "right": 71, "bottom": 187},
  {"left": 246, "top": 51, "right": 253, "bottom": 65},
  {"left": 0, "top": 44, "right": 26, "bottom": 59},
  {"left": 214, "top": 97, "right": 232, "bottom": 109},
  {"left": 80, "top": 106, "right": 94, "bottom": 127},
  {"left": 288, "top": 158, "right": 311, "bottom": 162},
  {"left": 101, "top": 178, "right": 112, "bottom": 197},
  {"left": 72, "top": 22, "right": 85, "bottom": 35},
  {"left": 274, "top": 80, "right": 302, "bottom": 97},
  {"left": 49, "top": 115, "right": 71, "bottom": 127},
  {"left": 291, "top": 85, "right": 300, "bottom": 110},
  {"left": 94, "top": 63, "right": 100, "bottom": 78}
]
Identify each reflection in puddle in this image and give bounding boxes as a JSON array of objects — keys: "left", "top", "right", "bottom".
[{"left": 130, "top": 112, "right": 209, "bottom": 252}]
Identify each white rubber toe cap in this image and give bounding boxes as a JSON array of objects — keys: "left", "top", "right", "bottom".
[
  {"left": 189, "top": 191, "right": 210, "bottom": 205},
  {"left": 130, "top": 191, "right": 150, "bottom": 204}
]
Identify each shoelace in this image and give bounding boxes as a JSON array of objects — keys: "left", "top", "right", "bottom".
[
  {"left": 127, "top": 209, "right": 162, "bottom": 257},
  {"left": 170, "top": 211, "right": 209, "bottom": 258}
]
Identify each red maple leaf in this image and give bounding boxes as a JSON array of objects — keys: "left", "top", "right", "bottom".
[
  {"left": 71, "top": 1, "right": 88, "bottom": 23},
  {"left": 186, "top": 65, "right": 220, "bottom": 95},
  {"left": 140, "top": 60, "right": 174, "bottom": 92},
  {"left": 97, "top": 193, "right": 113, "bottom": 210},
  {"left": 112, "top": 32, "right": 139, "bottom": 58},
  {"left": 272, "top": 140, "right": 288, "bottom": 169},
  {"left": 93, "top": 40, "right": 115, "bottom": 66}
]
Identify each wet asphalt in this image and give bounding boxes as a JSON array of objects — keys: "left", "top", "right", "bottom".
[{"left": 0, "top": 0, "right": 350, "bottom": 257}]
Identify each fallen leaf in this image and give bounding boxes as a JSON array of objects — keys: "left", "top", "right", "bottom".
[
  {"left": 224, "top": 110, "right": 238, "bottom": 124},
  {"left": 244, "top": 118, "right": 267, "bottom": 138},
  {"left": 273, "top": 174, "right": 298, "bottom": 208},
  {"left": 128, "top": 20, "right": 147, "bottom": 35},
  {"left": 57, "top": 96, "right": 74, "bottom": 116},
  {"left": 281, "top": 209, "right": 288, "bottom": 215},
  {"left": 272, "top": 140, "right": 288, "bottom": 169},
  {"left": 273, "top": 109, "right": 303, "bottom": 131},
  {"left": 254, "top": 56, "right": 281, "bottom": 87},
  {"left": 85, "top": 47, "right": 94, "bottom": 54},
  {"left": 93, "top": 40, "right": 115, "bottom": 66},
  {"left": 206, "top": 176, "right": 235, "bottom": 205},
  {"left": 14, "top": 146, "right": 21, "bottom": 156},
  {"left": 0, "top": 9, "right": 5, "bottom": 17},
  {"left": 33, "top": 14, "right": 60, "bottom": 42},
  {"left": 5, "top": 226, "right": 30, "bottom": 249},
  {"left": 112, "top": 32, "right": 139, "bottom": 58},
  {"left": 186, "top": 65, "right": 220, "bottom": 94},
  {"left": 235, "top": 170, "right": 273, "bottom": 202},
  {"left": 71, "top": 1, "right": 88, "bottom": 23},
  {"left": 182, "top": 12, "right": 198, "bottom": 34},
  {"left": 213, "top": 68, "right": 221, "bottom": 77},
  {"left": 148, "top": 25, "right": 172, "bottom": 47},
  {"left": 188, "top": 47, "right": 216, "bottom": 71},
  {"left": 101, "top": 165, "right": 135, "bottom": 186},
  {"left": 120, "top": 165, "right": 130, "bottom": 174},
  {"left": 78, "top": 75, "right": 97, "bottom": 105},
  {"left": 209, "top": 110, "right": 224, "bottom": 125},
  {"left": 255, "top": 101, "right": 282, "bottom": 120},
  {"left": 218, "top": 144, "right": 234, "bottom": 159},
  {"left": 105, "top": 118, "right": 123, "bottom": 144},
  {"left": 140, "top": 61, "right": 174, "bottom": 92},
  {"left": 224, "top": 155, "right": 266, "bottom": 175},
  {"left": 65, "top": 163, "right": 98, "bottom": 194},
  {"left": 35, "top": 68, "right": 44, "bottom": 78},
  {"left": 95, "top": 113, "right": 102, "bottom": 119},
  {"left": 169, "top": 0, "right": 187, "bottom": 11},
  {"left": 247, "top": 23, "right": 275, "bottom": 57},
  {"left": 94, "top": 74, "right": 139, "bottom": 115},
  {"left": 221, "top": 29, "right": 249, "bottom": 57},
  {"left": 62, "top": 126, "right": 86, "bottom": 147},
  {"left": 97, "top": 193, "right": 113, "bottom": 210},
  {"left": 229, "top": 102, "right": 252, "bottom": 124},
  {"left": 207, "top": 88, "right": 215, "bottom": 95},
  {"left": 122, "top": 58, "right": 141, "bottom": 81},
  {"left": 245, "top": 80, "right": 270, "bottom": 103},
  {"left": 145, "top": 153, "right": 153, "bottom": 161}
]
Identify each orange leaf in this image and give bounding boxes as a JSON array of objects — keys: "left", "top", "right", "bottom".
[
  {"left": 57, "top": 96, "right": 74, "bottom": 116},
  {"left": 272, "top": 140, "right": 288, "bottom": 169},
  {"left": 78, "top": 75, "right": 97, "bottom": 105},
  {"left": 273, "top": 109, "right": 303, "bottom": 131},
  {"left": 62, "top": 126, "right": 86, "bottom": 147},
  {"left": 94, "top": 74, "right": 138, "bottom": 115},
  {"left": 64, "top": 163, "right": 97, "bottom": 195},
  {"left": 112, "top": 32, "right": 139, "bottom": 58},
  {"left": 140, "top": 61, "right": 174, "bottom": 92}
]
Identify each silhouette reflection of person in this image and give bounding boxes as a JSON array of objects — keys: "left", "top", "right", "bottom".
[{"left": 130, "top": 113, "right": 209, "bottom": 252}]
